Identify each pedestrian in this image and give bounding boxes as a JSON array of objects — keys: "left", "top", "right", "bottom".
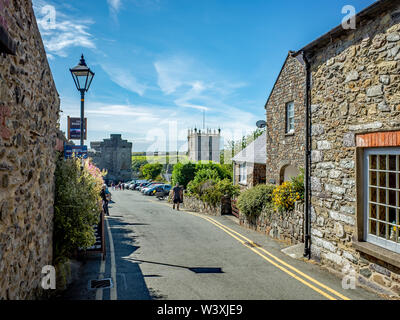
[
  {"left": 100, "top": 184, "right": 109, "bottom": 216},
  {"left": 172, "top": 183, "right": 183, "bottom": 211}
]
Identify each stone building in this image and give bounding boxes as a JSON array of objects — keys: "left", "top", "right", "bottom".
[
  {"left": 297, "top": 0, "right": 400, "bottom": 297},
  {"left": 187, "top": 128, "right": 221, "bottom": 163},
  {"left": 264, "top": 53, "right": 305, "bottom": 185},
  {"left": 0, "top": 1, "right": 60, "bottom": 299},
  {"left": 232, "top": 131, "right": 266, "bottom": 188},
  {"left": 89, "top": 134, "right": 132, "bottom": 183}
]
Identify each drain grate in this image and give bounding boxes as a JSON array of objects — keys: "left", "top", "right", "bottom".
[{"left": 89, "top": 278, "right": 113, "bottom": 290}]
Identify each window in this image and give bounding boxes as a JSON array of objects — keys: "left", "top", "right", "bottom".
[
  {"left": 239, "top": 163, "right": 247, "bottom": 184},
  {"left": 364, "top": 148, "right": 400, "bottom": 253},
  {"left": 286, "top": 102, "right": 294, "bottom": 133}
]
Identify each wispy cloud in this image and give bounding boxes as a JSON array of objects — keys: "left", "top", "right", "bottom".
[
  {"left": 33, "top": 1, "right": 96, "bottom": 57},
  {"left": 154, "top": 55, "right": 247, "bottom": 112},
  {"left": 100, "top": 64, "right": 147, "bottom": 96}
]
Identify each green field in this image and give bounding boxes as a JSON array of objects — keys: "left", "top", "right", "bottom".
[{"left": 132, "top": 154, "right": 189, "bottom": 164}]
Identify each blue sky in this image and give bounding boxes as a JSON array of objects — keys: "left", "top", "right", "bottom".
[{"left": 32, "top": 0, "right": 376, "bottom": 152}]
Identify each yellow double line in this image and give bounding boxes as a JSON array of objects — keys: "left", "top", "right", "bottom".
[
  {"left": 191, "top": 213, "right": 350, "bottom": 301},
  {"left": 148, "top": 197, "right": 350, "bottom": 300}
]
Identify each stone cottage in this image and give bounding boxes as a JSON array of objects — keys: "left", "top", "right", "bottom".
[
  {"left": 264, "top": 52, "right": 305, "bottom": 185},
  {"left": 0, "top": 1, "right": 60, "bottom": 299},
  {"left": 291, "top": 0, "right": 400, "bottom": 296},
  {"left": 232, "top": 131, "right": 266, "bottom": 188}
]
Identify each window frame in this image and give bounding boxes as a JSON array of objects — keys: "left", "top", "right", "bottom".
[
  {"left": 285, "top": 101, "right": 295, "bottom": 134},
  {"left": 364, "top": 148, "right": 400, "bottom": 254},
  {"left": 239, "top": 162, "right": 247, "bottom": 185}
]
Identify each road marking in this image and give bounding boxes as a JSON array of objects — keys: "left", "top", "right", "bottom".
[
  {"left": 200, "top": 216, "right": 337, "bottom": 300},
  {"left": 95, "top": 253, "right": 106, "bottom": 300},
  {"left": 144, "top": 195, "right": 350, "bottom": 300},
  {"left": 105, "top": 217, "right": 118, "bottom": 300},
  {"left": 204, "top": 216, "right": 350, "bottom": 301}
]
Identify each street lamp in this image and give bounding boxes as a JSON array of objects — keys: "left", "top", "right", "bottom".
[{"left": 70, "top": 54, "right": 95, "bottom": 149}]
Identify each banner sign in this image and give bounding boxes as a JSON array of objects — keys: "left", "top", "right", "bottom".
[
  {"left": 64, "top": 145, "right": 88, "bottom": 159},
  {"left": 67, "top": 116, "right": 87, "bottom": 140}
]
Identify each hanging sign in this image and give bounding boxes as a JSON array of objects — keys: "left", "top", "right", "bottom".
[{"left": 67, "top": 116, "right": 87, "bottom": 140}]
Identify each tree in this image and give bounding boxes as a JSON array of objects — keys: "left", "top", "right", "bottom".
[
  {"left": 141, "top": 163, "right": 163, "bottom": 180},
  {"left": 171, "top": 162, "right": 196, "bottom": 188}
]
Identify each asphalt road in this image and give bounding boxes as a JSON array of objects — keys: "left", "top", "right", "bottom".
[{"left": 61, "top": 189, "right": 382, "bottom": 300}]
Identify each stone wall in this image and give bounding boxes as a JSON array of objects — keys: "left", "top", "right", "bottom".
[
  {"left": 308, "top": 2, "right": 400, "bottom": 296},
  {"left": 0, "top": 1, "right": 60, "bottom": 299},
  {"left": 265, "top": 53, "right": 306, "bottom": 185},
  {"left": 239, "top": 203, "right": 304, "bottom": 245},
  {"left": 181, "top": 195, "right": 222, "bottom": 216}
]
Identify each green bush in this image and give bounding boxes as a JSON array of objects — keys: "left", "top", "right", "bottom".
[
  {"left": 141, "top": 162, "right": 163, "bottom": 180},
  {"left": 53, "top": 156, "right": 105, "bottom": 264},
  {"left": 171, "top": 162, "right": 196, "bottom": 188},
  {"left": 290, "top": 169, "right": 305, "bottom": 202},
  {"left": 237, "top": 184, "right": 275, "bottom": 220},
  {"left": 195, "top": 162, "right": 232, "bottom": 181}
]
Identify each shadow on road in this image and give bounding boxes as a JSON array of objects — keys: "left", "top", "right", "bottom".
[
  {"left": 106, "top": 216, "right": 156, "bottom": 300},
  {"left": 128, "top": 258, "right": 224, "bottom": 274}
]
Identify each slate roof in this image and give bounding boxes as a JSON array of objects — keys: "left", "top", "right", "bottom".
[{"left": 232, "top": 131, "right": 266, "bottom": 164}]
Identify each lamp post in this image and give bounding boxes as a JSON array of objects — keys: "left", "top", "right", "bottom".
[{"left": 70, "top": 54, "right": 95, "bottom": 150}]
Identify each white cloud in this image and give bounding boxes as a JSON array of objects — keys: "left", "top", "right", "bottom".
[
  {"left": 100, "top": 64, "right": 147, "bottom": 96},
  {"left": 33, "top": 1, "right": 96, "bottom": 57},
  {"left": 107, "top": 0, "right": 122, "bottom": 12}
]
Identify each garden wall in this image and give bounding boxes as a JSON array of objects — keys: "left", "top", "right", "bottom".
[
  {"left": 239, "top": 203, "right": 304, "bottom": 245},
  {"left": 181, "top": 195, "right": 222, "bottom": 216}
]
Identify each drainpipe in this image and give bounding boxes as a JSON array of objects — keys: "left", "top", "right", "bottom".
[{"left": 295, "top": 51, "right": 312, "bottom": 259}]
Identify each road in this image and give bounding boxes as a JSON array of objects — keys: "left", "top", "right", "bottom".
[{"left": 61, "top": 189, "right": 381, "bottom": 300}]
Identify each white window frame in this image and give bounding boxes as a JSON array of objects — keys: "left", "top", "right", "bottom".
[
  {"left": 364, "top": 148, "right": 400, "bottom": 253},
  {"left": 239, "top": 162, "right": 247, "bottom": 185},
  {"left": 286, "top": 102, "right": 295, "bottom": 134}
]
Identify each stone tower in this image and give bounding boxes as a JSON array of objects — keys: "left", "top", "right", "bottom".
[
  {"left": 187, "top": 128, "right": 221, "bottom": 163},
  {"left": 89, "top": 134, "right": 132, "bottom": 183}
]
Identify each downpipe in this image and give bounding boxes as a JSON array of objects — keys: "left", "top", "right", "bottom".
[{"left": 295, "top": 51, "right": 312, "bottom": 259}]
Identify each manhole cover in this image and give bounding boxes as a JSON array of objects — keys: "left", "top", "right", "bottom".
[{"left": 89, "top": 278, "right": 113, "bottom": 290}]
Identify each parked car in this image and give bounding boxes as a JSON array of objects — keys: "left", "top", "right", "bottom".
[
  {"left": 130, "top": 180, "right": 144, "bottom": 190},
  {"left": 138, "top": 182, "right": 151, "bottom": 191},
  {"left": 143, "top": 184, "right": 165, "bottom": 195},
  {"left": 155, "top": 184, "right": 172, "bottom": 200},
  {"left": 141, "top": 182, "right": 161, "bottom": 194}
]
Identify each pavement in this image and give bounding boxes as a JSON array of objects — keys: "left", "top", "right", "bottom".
[{"left": 59, "top": 189, "right": 382, "bottom": 300}]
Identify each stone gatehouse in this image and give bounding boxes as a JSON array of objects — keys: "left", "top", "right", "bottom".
[
  {"left": 89, "top": 134, "right": 132, "bottom": 183},
  {"left": 0, "top": 1, "right": 60, "bottom": 299}
]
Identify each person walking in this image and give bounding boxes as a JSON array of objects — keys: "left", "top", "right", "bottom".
[
  {"left": 100, "top": 184, "right": 109, "bottom": 216},
  {"left": 172, "top": 183, "right": 183, "bottom": 211}
]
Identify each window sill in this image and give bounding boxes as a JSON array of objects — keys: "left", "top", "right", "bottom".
[
  {"left": 285, "top": 132, "right": 295, "bottom": 137},
  {"left": 352, "top": 240, "right": 400, "bottom": 269},
  {"left": 239, "top": 182, "right": 247, "bottom": 186}
]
